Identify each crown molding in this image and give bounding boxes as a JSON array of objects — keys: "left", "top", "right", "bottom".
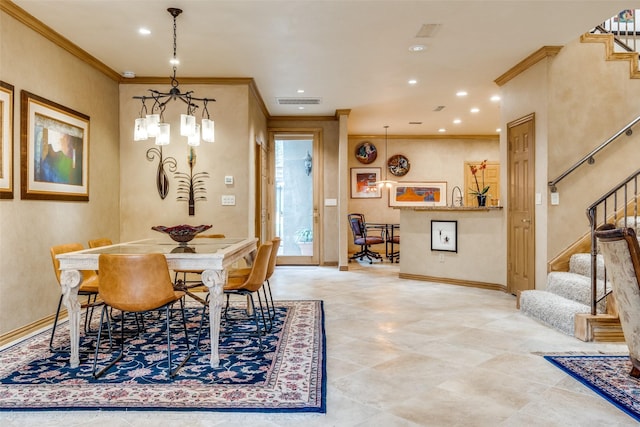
[
  {"left": 349, "top": 134, "right": 499, "bottom": 140},
  {"left": 494, "top": 45, "right": 563, "bottom": 87}
]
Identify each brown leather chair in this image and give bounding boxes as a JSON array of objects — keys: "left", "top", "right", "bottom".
[
  {"left": 228, "top": 237, "right": 281, "bottom": 323},
  {"left": 595, "top": 224, "right": 640, "bottom": 378},
  {"left": 88, "top": 238, "right": 113, "bottom": 248},
  {"left": 197, "top": 242, "right": 273, "bottom": 352},
  {"left": 348, "top": 213, "right": 384, "bottom": 263},
  {"left": 49, "top": 243, "right": 100, "bottom": 352},
  {"left": 92, "top": 253, "right": 191, "bottom": 378}
]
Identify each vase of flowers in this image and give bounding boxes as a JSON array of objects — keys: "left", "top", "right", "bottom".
[{"left": 469, "top": 160, "right": 489, "bottom": 207}]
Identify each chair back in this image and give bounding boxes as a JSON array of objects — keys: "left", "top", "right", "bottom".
[
  {"left": 348, "top": 213, "right": 366, "bottom": 240},
  {"left": 595, "top": 224, "right": 640, "bottom": 361},
  {"left": 241, "top": 242, "right": 273, "bottom": 292},
  {"left": 88, "top": 238, "right": 113, "bottom": 248},
  {"left": 50, "top": 243, "right": 95, "bottom": 285},
  {"left": 98, "top": 253, "right": 179, "bottom": 312},
  {"left": 266, "top": 237, "right": 281, "bottom": 280}
]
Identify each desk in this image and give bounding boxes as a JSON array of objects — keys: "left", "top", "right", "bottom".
[
  {"left": 56, "top": 236, "right": 258, "bottom": 368},
  {"left": 366, "top": 223, "right": 400, "bottom": 263}
]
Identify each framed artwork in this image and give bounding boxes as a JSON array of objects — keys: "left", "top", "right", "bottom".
[
  {"left": 389, "top": 181, "right": 447, "bottom": 207},
  {"left": 354, "top": 141, "right": 377, "bottom": 164},
  {"left": 431, "top": 220, "right": 457, "bottom": 252},
  {"left": 0, "top": 81, "right": 14, "bottom": 199},
  {"left": 350, "top": 167, "right": 381, "bottom": 198},
  {"left": 20, "top": 91, "right": 90, "bottom": 201},
  {"left": 387, "top": 154, "right": 410, "bottom": 177}
]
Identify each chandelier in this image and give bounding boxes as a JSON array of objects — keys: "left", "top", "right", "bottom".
[{"left": 132, "top": 7, "right": 215, "bottom": 146}]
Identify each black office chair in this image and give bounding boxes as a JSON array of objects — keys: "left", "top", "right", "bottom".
[{"left": 348, "top": 213, "right": 384, "bottom": 264}]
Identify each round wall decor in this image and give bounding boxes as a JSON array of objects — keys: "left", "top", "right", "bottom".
[
  {"left": 354, "top": 141, "right": 377, "bottom": 164},
  {"left": 387, "top": 154, "right": 410, "bottom": 176}
]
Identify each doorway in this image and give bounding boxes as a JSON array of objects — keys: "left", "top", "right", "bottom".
[
  {"left": 271, "top": 131, "right": 320, "bottom": 265},
  {"left": 507, "top": 113, "right": 535, "bottom": 295}
]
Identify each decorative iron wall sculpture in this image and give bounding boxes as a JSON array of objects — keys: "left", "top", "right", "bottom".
[
  {"left": 175, "top": 147, "right": 209, "bottom": 215},
  {"left": 146, "top": 145, "right": 177, "bottom": 199}
]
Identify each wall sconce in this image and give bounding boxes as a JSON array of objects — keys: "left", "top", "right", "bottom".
[{"left": 304, "top": 151, "right": 312, "bottom": 176}]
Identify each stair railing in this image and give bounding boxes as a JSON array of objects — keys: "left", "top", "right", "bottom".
[
  {"left": 548, "top": 114, "right": 640, "bottom": 192},
  {"left": 586, "top": 168, "right": 640, "bottom": 314},
  {"left": 595, "top": 9, "right": 638, "bottom": 54}
]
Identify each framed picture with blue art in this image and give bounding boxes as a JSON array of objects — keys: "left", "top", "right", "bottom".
[
  {"left": 389, "top": 181, "right": 447, "bottom": 207},
  {"left": 20, "top": 91, "right": 89, "bottom": 201}
]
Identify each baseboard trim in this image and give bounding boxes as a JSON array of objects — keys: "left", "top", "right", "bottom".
[
  {"left": 399, "top": 273, "right": 507, "bottom": 292},
  {"left": 0, "top": 312, "right": 61, "bottom": 347}
]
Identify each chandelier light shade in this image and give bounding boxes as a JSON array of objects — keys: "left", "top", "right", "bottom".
[{"left": 132, "top": 7, "right": 216, "bottom": 146}]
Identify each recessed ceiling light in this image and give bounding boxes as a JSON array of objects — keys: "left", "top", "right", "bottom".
[
  {"left": 122, "top": 71, "right": 136, "bottom": 78},
  {"left": 490, "top": 95, "right": 501, "bottom": 102},
  {"left": 453, "top": 118, "right": 461, "bottom": 124},
  {"left": 297, "top": 89, "right": 305, "bottom": 93},
  {"left": 456, "top": 91, "right": 467, "bottom": 97},
  {"left": 408, "top": 44, "right": 426, "bottom": 52},
  {"left": 298, "top": 106, "right": 305, "bottom": 110},
  {"left": 496, "top": 128, "right": 501, "bottom": 133},
  {"left": 470, "top": 107, "right": 480, "bottom": 113},
  {"left": 408, "top": 79, "right": 418, "bottom": 85},
  {"left": 139, "top": 28, "right": 151, "bottom": 35},
  {"left": 438, "top": 128, "right": 446, "bottom": 133}
]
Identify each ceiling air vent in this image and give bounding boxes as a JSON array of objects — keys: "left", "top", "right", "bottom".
[
  {"left": 276, "top": 97, "right": 322, "bottom": 105},
  {"left": 416, "top": 24, "right": 441, "bottom": 38}
]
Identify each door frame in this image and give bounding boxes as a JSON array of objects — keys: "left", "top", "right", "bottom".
[
  {"left": 507, "top": 113, "right": 536, "bottom": 295},
  {"left": 268, "top": 128, "right": 323, "bottom": 265}
]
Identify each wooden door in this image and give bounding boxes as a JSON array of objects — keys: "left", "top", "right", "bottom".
[{"left": 507, "top": 113, "right": 535, "bottom": 295}]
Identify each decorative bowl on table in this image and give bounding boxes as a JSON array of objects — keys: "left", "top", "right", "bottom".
[{"left": 151, "top": 224, "right": 213, "bottom": 244}]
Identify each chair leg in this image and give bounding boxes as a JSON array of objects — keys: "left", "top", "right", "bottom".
[
  {"left": 263, "top": 279, "right": 276, "bottom": 320},
  {"left": 49, "top": 295, "right": 64, "bottom": 352},
  {"left": 93, "top": 305, "right": 124, "bottom": 379},
  {"left": 167, "top": 299, "right": 192, "bottom": 377}
]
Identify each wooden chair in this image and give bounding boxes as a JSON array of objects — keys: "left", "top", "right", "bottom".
[
  {"left": 88, "top": 237, "right": 113, "bottom": 248},
  {"left": 228, "top": 237, "right": 281, "bottom": 323},
  {"left": 594, "top": 224, "right": 640, "bottom": 378},
  {"left": 92, "top": 253, "right": 191, "bottom": 378},
  {"left": 196, "top": 242, "right": 273, "bottom": 353},
  {"left": 49, "top": 243, "right": 100, "bottom": 352},
  {"left": 348, "top": 213, "right": 384, "bottom": 263}
]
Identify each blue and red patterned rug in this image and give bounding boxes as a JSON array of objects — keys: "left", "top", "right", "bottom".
[
  {"left": 0, "top": 299, "right": 325, "bottom": 412},
  {"left": 545, "top": 354, "right": 640, "bottom": 421}
]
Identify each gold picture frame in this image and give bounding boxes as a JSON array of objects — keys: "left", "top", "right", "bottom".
[
  {"left": 0, "top": 81, "right": 14, "bottom": 199},
  {"left": 389, "top": 181, "right": 447, "bottom": 207},
  {"left": 350, "top": 167, "right": 381, "bottom": 198},
  {"left": 20, "top": 91, "right": 90, "bottom": 201}
]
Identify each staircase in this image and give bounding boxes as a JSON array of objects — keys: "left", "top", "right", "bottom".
[{"left": 519, "top": 253, "right": 609, "bottom": 337}]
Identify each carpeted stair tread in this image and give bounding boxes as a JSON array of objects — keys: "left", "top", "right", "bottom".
[
  {"left": 520, "top": 290, "right": 591, "bottom": 336},
  {"left": 547, "top": 271, "right": 607, "bottom": 313},
  {"left": 569, "top": 253, "right": 605, "bottom": 280}
]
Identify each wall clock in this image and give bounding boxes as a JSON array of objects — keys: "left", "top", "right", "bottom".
[
  {"left": 387, "top": 154, "right": 410, "bottom": 177},
  {"left": 354, "top": 141, "right": 377, "bottom": 164}
]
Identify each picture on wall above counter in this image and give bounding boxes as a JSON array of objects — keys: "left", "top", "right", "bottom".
[
  {"left": 351, "top": 167, "right": 381, "bottom": 198},
  {"left": 389, "top": 182, "right": 447, "bottom": 207},
  {"left": 354, "top": 141, "right": 377, "bottom": 164},
  {"left": 387, "top": 154, "right": 410, "bottom": 177},
  {"left": 20, "top": 91, "right": 90, "bottom": 201}
]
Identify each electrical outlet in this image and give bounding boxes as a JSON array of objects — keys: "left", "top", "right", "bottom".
[{"left": 439, "top": 253, "right": 444, "bottom": 263}]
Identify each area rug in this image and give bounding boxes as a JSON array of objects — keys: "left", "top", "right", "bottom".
[
  {"left": 0, "top": 299, "right": 325, "bottom": 412},
  {"left": 544, "top": 354, "right": 640, "bottom": 421}
]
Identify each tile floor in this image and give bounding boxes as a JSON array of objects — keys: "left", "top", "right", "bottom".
[{"left": 1, "top": 262, "right": 637, "bottom": 426}]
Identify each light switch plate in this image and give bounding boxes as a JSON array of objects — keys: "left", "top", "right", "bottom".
[
  {"left": 550, "top": 192, "right": 560, "bottom": 205},
  {"left": 535, "top": 193, "right": 542, "bottom": 205},
  {"left": 221, "top": 195, "right": 236, "bottom": 206},
  {"left": 224, "top": 176, "right": 234, "bottom": 185},
  {"left": 324, "top": 198, "right": 337, "bottom": 206}
]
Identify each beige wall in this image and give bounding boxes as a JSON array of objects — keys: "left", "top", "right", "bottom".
[
  {"left": 0, "top": 11, "right": 120, "bottom": 334},
  {"left": 501, "top": 36, "right": 640, "bottom": 289},
  {"left": 119, "top": 83, "right": 256, "bottom": 241},
  {"left": 347, "top": 135, "right": 501, "bottom": 258}
]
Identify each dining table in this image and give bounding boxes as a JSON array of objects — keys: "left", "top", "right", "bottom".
[
  {"left": 365, "top": 222, "right": 400, "bottom": 263},
  {"left": 55, "top": 236, "right": 258, "bottom": 368}
]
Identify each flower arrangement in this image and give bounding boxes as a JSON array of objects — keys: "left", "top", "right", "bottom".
[{"left": 469, "top": 160, "right": 489, "bottom": 199}]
